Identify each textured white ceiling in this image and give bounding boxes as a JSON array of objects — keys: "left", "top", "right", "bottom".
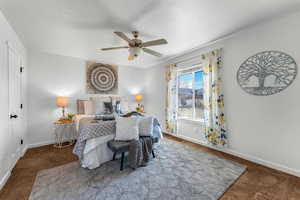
[{"left": 1, "top": 0, "right": 300, "bottom": 67}]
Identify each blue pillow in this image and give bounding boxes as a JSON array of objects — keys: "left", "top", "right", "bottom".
[{"left": 114, "top": 100, "right": 123, "bottom": 115}]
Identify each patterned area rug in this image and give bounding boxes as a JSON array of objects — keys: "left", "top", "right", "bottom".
[{"left": 29, "top": 138, "right": 246, "bottom": 200}]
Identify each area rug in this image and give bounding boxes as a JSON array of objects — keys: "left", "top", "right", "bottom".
[{"left": 29, "top": 138, "right": 246, "bottom": 200}]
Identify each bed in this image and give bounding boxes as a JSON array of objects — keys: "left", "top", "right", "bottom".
[{"left": 73, "top": 96, "right": 163, "bottom": 169}]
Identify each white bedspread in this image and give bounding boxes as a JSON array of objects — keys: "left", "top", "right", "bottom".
[
  {"left": 81, "top": 134, "right": 115, "bottom": 169},
  {"left": 74, "top": 115, "right": 115, "bottom": 169},
  {"left": 74, "top": 114, "right": 163, "bottom": 169}
]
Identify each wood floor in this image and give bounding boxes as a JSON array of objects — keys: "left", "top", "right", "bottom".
[{"left": 0, "top": 135, "right": 300, "bottom": 200}]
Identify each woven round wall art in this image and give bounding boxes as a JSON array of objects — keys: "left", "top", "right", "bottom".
[
  {"left": 237, "top": 51, "right": 297, "bottom": 96},
  {"left": 86, "top": 63, "right": 118, "bottom": 94},
  {"left": 90, "top": 66, "right": 116, "bottom": 92}
]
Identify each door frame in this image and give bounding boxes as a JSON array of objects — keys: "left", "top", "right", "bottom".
[{"left": 6, "top": 40, "right": 24, "bottom": 163}]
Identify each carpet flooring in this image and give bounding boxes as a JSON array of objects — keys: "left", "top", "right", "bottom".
[{"left": 28, "top": 138, "right": 245, "bottom": 200}]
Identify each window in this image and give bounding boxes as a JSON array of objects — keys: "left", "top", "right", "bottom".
[{"left": 177, "top": 67, "right": 204, "bottom": 121}]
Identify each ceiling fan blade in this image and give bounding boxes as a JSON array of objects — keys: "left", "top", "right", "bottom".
[
  {"left": 114, "top": 32, "right": 133, "bottom": 44},
  {"left": 142, "top": 39, "right": 168, "bottom": 47},
  {"left": 143, "top": 48, "right": 163, "bottom": 57},
  {"left": 99, "top": 46, "right": 129, "bottom": 51}
]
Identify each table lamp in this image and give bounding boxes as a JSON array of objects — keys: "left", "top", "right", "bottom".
[
  {"left": 56, "top": 96, "right": 69, "bottom": 120},
  {"left": 134, "top": 94, "right": 144, "bottom": 113}
]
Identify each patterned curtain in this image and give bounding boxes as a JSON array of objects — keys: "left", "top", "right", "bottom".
[
  {"left": 202, "top": 49, "right": 228, "bottom": 146},
  {"left": 165, "top": 64, "right": 178, "bottom": 134}
]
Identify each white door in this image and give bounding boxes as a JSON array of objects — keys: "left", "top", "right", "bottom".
[{"left": 8, "top": 43, "right": 23, "bottom": 159}]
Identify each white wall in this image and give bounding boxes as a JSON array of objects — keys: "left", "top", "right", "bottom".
[
  {"left": 177, "top": 119, "right": 205, "bottom": 142},
  {"left": 27, "top": 50, "right": 148, "bottom": 146},
  {"left": 0, "top": 11, "right": 27, "bottom": 189},
  {"left": 143, "top": 65, "right": 166, "bottom": 130},
  {"left": 146, "top": 11, "right": 300, "bottom": 177}
]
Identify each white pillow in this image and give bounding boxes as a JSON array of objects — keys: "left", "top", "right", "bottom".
[
  {"left": 85, "top": 100, "right": 95, "bottom": 115},
  {"left": 115, "top": 117, "right": 139, "bottom": 141},
  {"left": 120, "top": 99, "right": 130, "bottom": 113},
  {"left": 139, "top": 116, "right": 154, "bottom": 136},
  {"left": 93, "top": 100, "right": 105, "bottom": 114}
]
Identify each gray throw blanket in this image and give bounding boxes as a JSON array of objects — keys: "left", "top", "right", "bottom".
[
  {"left": 128, "top": 137, "right": 153, "bottom": 169},
  {"left": 123, "top": 112, "right": 156, "bottom": 169}
]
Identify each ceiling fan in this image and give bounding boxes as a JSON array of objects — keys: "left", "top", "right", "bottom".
[{"left": 99, "top": 31, "right": 168, "bottom": 61}]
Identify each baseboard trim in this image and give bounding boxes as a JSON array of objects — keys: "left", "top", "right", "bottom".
[
  {"left": 0, "top": 145, "right": 28, "bottom": 191},
  {"left": 27, "top": 140, "right": 55, "bottom": 149},
  {"left": 10, "top": 152, "right": 19, "bottom": 170},
  {"left": 21, "top": 145, "right": 27, "bottom": 157},
  {"left": 0, "top": 170, "right": 11, "bottom": 190},
  {"left": 0, "top": 160, "right": 18, "bottom": 191},
  {"left": 168, "top": 133, "right": 300, "bottom": 178},
  {"left": 225, "top": 148, "right": 300, "bottom": 178}
]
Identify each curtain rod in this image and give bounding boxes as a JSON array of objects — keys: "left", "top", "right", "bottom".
[
  {"left": 174, "top": 55, "right": 203, "bottom": 66},
  {"left": 173, "top": 47, "right": 222, "bottom": 66},
  {"left": 176, "top": 64, "right": 203, "bottom": 72}
]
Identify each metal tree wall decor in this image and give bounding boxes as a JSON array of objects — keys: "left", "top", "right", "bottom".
[
  {"left": 237, "top": 51, "right": 297, "bottom": 96},
  {"left": 86, "top": 62, "right": 118, "bottom": 94}
]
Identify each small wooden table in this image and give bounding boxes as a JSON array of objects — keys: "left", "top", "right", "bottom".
[{"left": 53, "top": 120, "right": 77, "bottom": 148}]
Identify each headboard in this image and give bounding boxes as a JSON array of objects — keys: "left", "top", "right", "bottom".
[
  {"left": 76, "top": 99, "right": 94, "bottom": 115},
  {"left": 76, "top": 96, "right": 130, "bottom": 115}
]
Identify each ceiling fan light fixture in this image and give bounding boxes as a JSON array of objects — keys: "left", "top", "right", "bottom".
[
  {"left": 101, "top": 31, "right": 167, "bottom": 60},
  {"left": 129, "top": 47, "right": 142, "bottom": 57}
]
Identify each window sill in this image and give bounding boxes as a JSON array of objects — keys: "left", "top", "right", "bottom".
[{"left": 178, "top": 118, "right": 204, "bottom": 124}]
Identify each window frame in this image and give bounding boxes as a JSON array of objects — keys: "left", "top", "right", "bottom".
[{"left": 177, "top": 65, "right": 204, "bottom": 122}]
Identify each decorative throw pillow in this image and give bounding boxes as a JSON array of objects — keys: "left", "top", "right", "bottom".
[
  {"left": 77, "top": 100, "right": 95, "bottom": 115},
  {"left": 104, "top": 101, "right": 113, "bottom": 114},
  {"left": 139, "top": 116, "right": 154, "bottom": 136},
  {"left": 93, "top": 99, "right": 105, "bottom": 114},
  {"left": 114, "top": 100, "right": 122, "bottom": 115},
  {"left": 77, "top": 100, "right": 86, "bottom": 114},
  {"left": 115, "top": 117, "right": 139, "bottom": 141},
  {"left": 85, "top": 101, "right": 95, "bottom": 115},
  {"left": 90, "top": 96, "right": 111, "bottom": 114},
  {"left": 120, "top": 100, "right": 130, "bottom": 113}
]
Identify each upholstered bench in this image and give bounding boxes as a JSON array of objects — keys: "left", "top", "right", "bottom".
[{"left": 107, "top": 137, "right": 158, "bottom": 170}]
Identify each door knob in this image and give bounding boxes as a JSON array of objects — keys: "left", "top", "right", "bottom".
[{"left": 10, "top": 114, "right": 18, "bottom": 119}]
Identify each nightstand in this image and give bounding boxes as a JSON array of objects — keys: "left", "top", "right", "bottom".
[{"left": 53, "top": 120, "right": 77, "bottom": 148}]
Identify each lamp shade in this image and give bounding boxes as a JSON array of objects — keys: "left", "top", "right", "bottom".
[
  {"left": 56, "top": 96, "right": 69, "bottom": 107},
  {"left": 134, "top": 94, "right": 143, "bottom": 103}
]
